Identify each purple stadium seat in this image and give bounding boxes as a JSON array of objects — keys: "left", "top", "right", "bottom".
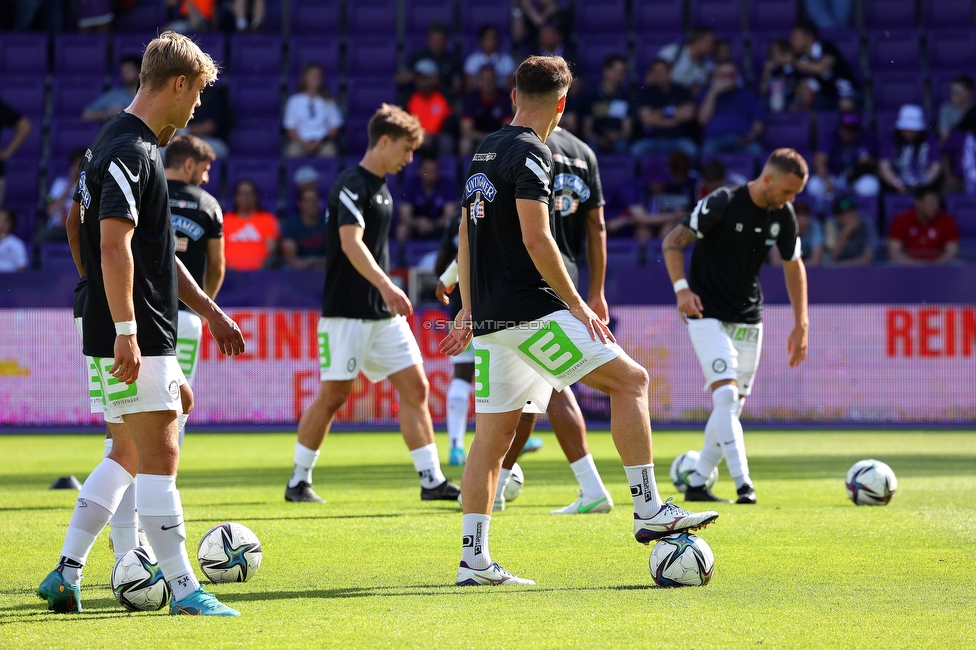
[
  {"left": 344, "top": 117, "right": 372, "bottom": 157},
  {"left": 946, "top": 197, "right": 976, "bottom": 253},
  {"left": 0, "top": 77, "right": 45, "bottom": 116},
  {"left": 40, "top": 243, "right": 76, "bottom": 270},
  {"left": 820, "top": 29, "right": 862, "bottom": 81},
  {"left": 229, "top": 120, "right": 281, "bottom": 157},
  {"left": 290, "top": 1, "right": 340, "bottom": 36},
  {"left": 597, "top": 155, "right": 637, "bottom": 206},
  {"left": 639, "top": 155, "right": 670, "bottom": 183},
  {"left": 748, "top": 0, "right": 797, "bottom": 32},
  {"left": 884, "top": 193, "right": 915, "bottom": 223},
  {"left": 49, "top": 120, "right": 102, "bottom": 158},
  {"left": 200, "top": 159, "right": 223, "bottom": 201},
  {"left": 867, "top": 30, "right": 920, "bottom": 74},
  {"left": 922, "top": 0, "right": 972, "bottom": 28},
  {"left": 0, "top": 114, "right": 42, "bottom": 157},
  {"left": 572, "top": 36, "right": 628, "bottom": 85},
  {"left": 289, "top": 36, "right": 341, "bottom": 81},
  {"left": 710, "top": 153, "right": 756, "bottom": 179},
  {"left": 605, "top": 239, "right": 642, "bottom": 268},
  {"left": 460, "top": 0, "right": 512, "bottom": 36},
  {"left": 573, "top": 0, "right": 626, "bottom": 35},
  {"left": 229, "top": 77, "right": 281, "bottom": 120},
  {"left": 927, "top": 30, "right": 976, "bottom": 70},
  {"left": 346, "top": 78, "right": 396, "bottom": 114},
  {"left": 112, "top": 33, "right": 154, "bottom": 73},
  {"left": 872, "top": 72, "right": 926, "bottom": 111},
  {"left": 749, "top": 31, "right": 781, "bottom": 80},
  {"left": 114, "top": 2, "right": 168, "bottom": 32},
  {"left": 51, "top": 79, "right": 104, "bottom": 118},
  {"left": 404, "top": 240, "right": 441, "bottom": 267},
  {"left": 404, "top": 0, "right": 456, "bottom": 35},
  {"left": 634, "top": 33, "right": 685, "bottom": 79},
  {"left": 284, "top": 158, "right": 340, "bottom": 206},
  {"left": 54, "top": 33, "right": 109, "bottom": 79},
  {"left": 689, "top": 0, "right": 742, "bottom": 31},
  {"left": 347, "top": 0, "right": 396, "bottom": 34},
  {"left": 815, "top": 112, "right": 841, "bottom": 151},
  {"left": 4, "top": 159, "right": 41, "bottom": 204},
  {"left": 346, "top": 37, "right": 398, "bottom": 78},
  {"left": 225, "top": 158, "right": 281, "bottom": 210},
  {"left": 194, "top": 33, "right": 227, "bottom": 68},
  {"left": 263, "top": 0, "right": 284, "bottom": 32},
  {"left": 856, "top": 195, "right": 879, "bottom": 223},
  {"left": 861, "top": 0, "right": 916, "bottom": 30},
  {"left": 762, "top": 113, "right": 811, "bottom": 156},
  {"left": 0, "top": 34, "right": 48, "bottom": 76},
  {"left": 874, "top": 110, "right": 899, "bottom": 139},
  {"left": 633, "top": 0, "right": 684, "bottom": 33},
  {"left": 9, "top": 201, "right": 38, "bottom": 242},
  {"left": 230, "top": 34, "right": 282, "bottom": 78}
]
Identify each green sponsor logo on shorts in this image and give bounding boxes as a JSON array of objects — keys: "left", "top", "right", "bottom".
[
  {"left": 518, "top": 321, "right": 583, "bottom": 375},
  {"left": 474, "top": 349, "right": 490, "bottom": 398},
  {"left": 93, "top": 357, "right": 138, "bottom": 403},
  {"left": 175, "top": 338, "right": 199, "bottom": 376},
  {"left": 88, "top": 361, "right": 102, "bottom": 399},
  {"left": 318, "top": 332, "right": 331, "bottom": 369}
]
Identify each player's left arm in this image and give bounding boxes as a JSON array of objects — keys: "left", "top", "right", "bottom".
[
  {"left": 203, "top": 237, "right": 225, "bottom": 299},
  {"left": 584, "top": 205, "right": 609, "bottom": 324},
  {"left": 100, "top": 217, "right": 140, "bottom": 384},
  {"left": 782, "top": 258, "right": 809, "bottom": 368},
  {"left": 175, "top": 256, "right": 244, "bottom": 356},
  {"left": 66, "top": 200, "right": 84, "bottom": 278}
]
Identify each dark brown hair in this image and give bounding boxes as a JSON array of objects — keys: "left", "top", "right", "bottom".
[
  {"left": 765, "top": 148, "right": 809, "bottom": 179},
  {"left": 164, "top": 134, "right": 216, "bottom": 169},
  {"left": 514, "top": 55, "right": 573, "bottom": 100},
  {"left": 367, "top": 103, "right": 424, "bottom": 149}
]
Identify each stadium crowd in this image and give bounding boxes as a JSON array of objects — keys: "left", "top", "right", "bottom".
[{"left": 0, "top": 0, "right": 972, "bottom": 273}]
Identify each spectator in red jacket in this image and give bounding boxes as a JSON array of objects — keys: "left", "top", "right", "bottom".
[{"left": 887, "top": 185, "right": 960, "bottom": 264}]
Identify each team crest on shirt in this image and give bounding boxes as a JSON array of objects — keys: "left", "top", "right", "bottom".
[
  {"left": 553, "top": 173, "right": 591, "bottom": 217},
  {"left": 464, "top": 173, "right": 497, "bottom": 201},
  {"left": 770, "top": 222, "right": 781, "bottom": 237},
  {"left": 171, "top": 216, "right": 206, "bottom": 241}
]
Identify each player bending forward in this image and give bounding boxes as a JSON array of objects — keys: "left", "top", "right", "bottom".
[
  {"left": 662, "top": 148, "right": 810, "bottom": 504},
  {"left": 285, "top": 105, "right": 460, "bottom": 504},
  {"left": 441, "top": 56, "right": 719, "bottom": 586},
  {"left": 39, "top": 32, "right": 246, "bottom": 616}
]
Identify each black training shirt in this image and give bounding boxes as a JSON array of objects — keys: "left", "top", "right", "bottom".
[{"left": 169, "top": 179, "right": 223, "bottom": 311}]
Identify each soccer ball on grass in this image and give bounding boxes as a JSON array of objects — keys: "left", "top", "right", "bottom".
[
  {"left": 846, "top": 459, "right": 897, "bottom": 506},
  {"left": 197, "top": 522, "right": 263, "bottom": 583},
  {"left": 111, "top": 546, "right": 172, "bottom": 611},
  {"left": 503, "top": 462, "right": 524, "bottom": 502},
  {"left": 649, "top": 532, "right": 714, "bottom": 587},
  {"left": 669, "top": 450, "right": 718, "bottom": 493}
]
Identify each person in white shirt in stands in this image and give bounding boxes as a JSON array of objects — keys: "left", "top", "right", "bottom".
[
  {"left": 284, "top": 63, "right": 344, "bottom": 158},
  {"left": 0, "top": 207, "right": 28, "bottom": 272}
]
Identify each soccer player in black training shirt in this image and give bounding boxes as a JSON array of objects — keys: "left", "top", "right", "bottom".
[
  {"left": 166, "top": 134, "right": 225, "bottom": 447},
  {"left": 285, "top": 105, "right": 460, "bottom": 505},
  {"left": 442, "top": 56, "right": 719, "bottom": 586},
  {"left": 662, "top": 149, "right": 810, "bottom": 505},
  {"left": 40, "top": 32, "right": 245, "bottom": 617}
]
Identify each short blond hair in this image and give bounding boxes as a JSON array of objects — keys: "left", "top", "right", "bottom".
[
  {"left": 765, "top": 148, "right": 809, "bottom": 179},
  {"left": 367, "top": 104, "right": 424, "bottom": 149},
  {"left": 140, "top": 31, "right": 219, "bottom": 92}
]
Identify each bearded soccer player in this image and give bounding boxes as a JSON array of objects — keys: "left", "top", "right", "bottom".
[
  {"left": 285, "top": 105, "right": 460, "bottom": 504},
  {"left": 166, "top": 133, "right": 225, "bottom": 447},
  {"left": 661, "top": 148, "right": 810, "bottom": 505},
  {"left": 39, "top": 32, "right": 245, "bottom": 617},
  {"left": 442, "top": 56, "right": 719, "bottom": 586}
]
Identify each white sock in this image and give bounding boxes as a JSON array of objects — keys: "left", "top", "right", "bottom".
[
  {"left": 136, "top": 474, "right": 200, "bottom": 601},
  {"left": 410, "top": 443, "right": 447, "bottom": 489},
  {"left": 59, "top": 458, "right": 134, "bottom": 583},
  {"left": 570, "top": 454, "right": 608, "bottom": 499},
  {"left": 289, "top": 442, "right": 320, "bottom": 488},
  {"left": 177, "top": 413, "right": 188, "bottom": 449},
  {"left": 446, "top": 378, "right": 471, "bottom": 448},
  {"left": 689, "top": 410, "right": 724, "bottom": 488},
  {"left": 109, "top": 482, "right": 138, "bottom": 561},
  {"left": 495, "top": 468, "right": 512, "bottom": 502},
  {"left": 711, "top": 384, "right": 752, "bottom": 489},
  {"left": 624, "top": 464, "right": 662, "bottom": 517},
  {"left": 460, "top": 513, "right": 491, "bottom": 570}
]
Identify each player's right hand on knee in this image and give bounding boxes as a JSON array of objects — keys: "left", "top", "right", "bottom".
[{"left": 111, "top": 334, "right": 141, "bottom": 384}]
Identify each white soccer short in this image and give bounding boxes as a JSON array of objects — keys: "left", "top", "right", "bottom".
[
  {"left": 91, "top": 355, "right": 187, "bottom": 422},
  {"left": 317, "top": 316, "right": 424, "bottom": 382},
  {"left": 687, "top": 318, "right": 763, "bottom": 396},
  {"left": 451, "top": 341, "right": 475, "bottom": 364},
  {"left": 472, "top": 309, "right": 622, "bottom": 413},
  {"left": 75, "top": 317, "right": 113, "bottom": 421},
  {"left": 176, "top": 310, "right": 203, "bottom": 386}
]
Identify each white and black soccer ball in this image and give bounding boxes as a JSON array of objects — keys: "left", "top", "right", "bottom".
[
  {"left": 846, "top": 459, "right": 897, "bottom": 506},
  {"left": 197, "top": 522, "right": 263, "bottom": 583},
  {"left": 111, "top": 546, "right": 172, "bottom": 611},
  {"left": 649, "top": 533, "right": 714, "bottom": 587},
  {"left": 669, "top": 451, "right": 718, "bottom": 493},
  {"left": 503, "top": 462, "right": 524, "bottom": 502}
]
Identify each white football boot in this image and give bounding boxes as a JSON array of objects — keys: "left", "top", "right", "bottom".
[
  {"left": 550, "top": 490, "right": 614, "bottom": 515},
  {"left": 634, "top": 497, "right": 719, "bottom": 544},
  {"left": 456, "top": 562, "right": 535, "bottom": 586}
]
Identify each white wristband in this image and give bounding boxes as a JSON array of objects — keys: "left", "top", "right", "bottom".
[
  {"left": 115, "top": 320, "right": 137, "bottom": 336},
  {"left": 672, "top": 279, "right": 690, "bottom": 294},
  {"left": 439, "top": 259, "right": 459, "bottom": 288}
]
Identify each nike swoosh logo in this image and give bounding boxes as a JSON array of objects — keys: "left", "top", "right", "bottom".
[
  {"left": 161, "top": 522, "right": 184, "bottom": 530},
  {"left": 116, "top": 159, "right": 140, "bottom": 184},
  {"left": 342, "top": 188, "right": 359, "bottom": 201},
  {"left": 578, "top": 496, "right": 609, "bottom": 513},
  {"left": 700, "top": 200, "right": 710, "bottom": 214}
]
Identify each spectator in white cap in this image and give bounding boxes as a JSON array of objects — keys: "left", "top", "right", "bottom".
[
  {"left": 878, "top": 104, "right": 942, "bottom": 194},
  {"left": 293, "top": 164, "right": 320, "bottom": 194}
]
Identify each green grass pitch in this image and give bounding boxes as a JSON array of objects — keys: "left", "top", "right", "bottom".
[{"left": 1, "top": 430, "right": 975, "bottom": 649}]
